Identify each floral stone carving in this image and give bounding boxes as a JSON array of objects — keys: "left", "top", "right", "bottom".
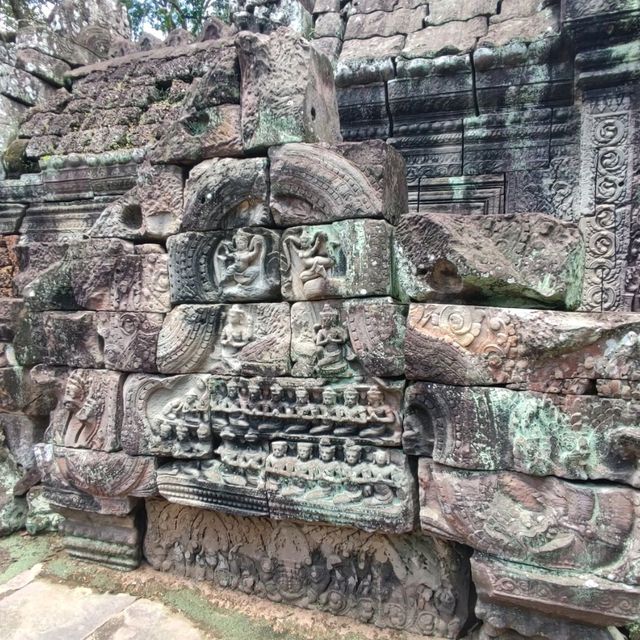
[
  {"left": 168, "top": 228, "right": 281, "bottom": 303},
  {"left": 156, "top": 303, "right": 291, "bottom": 375}
]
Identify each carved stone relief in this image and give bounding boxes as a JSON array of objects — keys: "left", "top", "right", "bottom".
[
  {"left": 395, "top": 213, "right": 584, "bottom": 309},
  {"left": 156, "top": 303, "right": 291, "bottom": 375},
  {"left": 405, "top": 303, "right": 640, "bottom": 390},
  {"left": 418, "top": 460, "right": 640, "bottom": 585},
  {"left": 404, "top": 382, "right": 640, "bottom": 487},
  {"left": 121, "top": 373, "right": 212, "bottom": 457},
  {"left": 290, "top": 298, "right": 406, "bottom": 378},
  {"left": 280, "top": 220, "right": 393, "bottom": 301},
  {"left": 96, "top": 312, "right": 163, "bottom": 372},
  {"left": 182, "top": 157, "right": 272, "bottom": 231},
  {"left": 269, "top": 141, "right": 405, "bottom": 226},
  {"left": 48, "top": 369, "right": 124, "bottom": 452},
  {"left": 168, "top": 228, "right": 281, "bottom": 303},
  {"left": 144, "top": 500, "right": 470, "bottom": 637},
  {"left": 209, "top": 376, "right": 403, "bottom": 446}
]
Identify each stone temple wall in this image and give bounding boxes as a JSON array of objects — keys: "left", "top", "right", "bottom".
[{"left": 0, "top": 4, "right": 638, "bottom": 640}]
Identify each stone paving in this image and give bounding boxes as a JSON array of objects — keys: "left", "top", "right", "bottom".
[{"left": 0, "top": 564, "right": 204, "bottom": 640}]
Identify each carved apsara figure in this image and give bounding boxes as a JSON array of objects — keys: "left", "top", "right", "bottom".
[
  {"left": 214, "top": 229, "right": 267, "bottom": 294},
  {"left": 283, "top": 229, "right": 335, "bottom": 298},
  {"left": 59, "top": 371, "right": 103, "bottom": 448}
]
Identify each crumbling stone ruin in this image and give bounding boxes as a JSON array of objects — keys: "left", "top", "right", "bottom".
[{"left": 0, "top": 1, "right": 639, "bottom": 639}]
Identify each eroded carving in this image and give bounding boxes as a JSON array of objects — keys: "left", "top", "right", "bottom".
[
  {"left": 168, "top": 228, "right": 281, "bottom": 303},
  {"left": 281, "top": 220, "right": 393, "bottom": 301},
  {"left": 144, "top": 500, "right": 470, "bottom": 637}
]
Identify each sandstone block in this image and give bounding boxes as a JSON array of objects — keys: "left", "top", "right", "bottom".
[
  {"left": 90, "top": 163, "right": 184, "bottom": 240},
  {"left": 96, "top": 312, "right": 163, "bottom": 372},
  {"left": 314, "top": 12, "right": 345, "bottom": 39},
  {"left": 404, "top": 382, "right": 640, "bottom": 487},
  {"left": 281, "top": 220, "right": 393, "bottom": 300},
  {"left": 418, "top": 459, "right": 640, "bottom": 586},
  {"left": 48, "top": 369, "right": 125, "bottom": 452},
  {"left": 394, "top": 212, "right": 584, "bottom": 308},
  {"left": 121, "top": 373, "right": 212, "bottom": 457},
  {"left": 480, "top": 8, "right": 559, "bottom": 47},
  {"left": 15, "top": 25, "right": 101, "bottom": 66},
  {"left": 157, "top": 303, "right": 291, "bottom": 376},
  {"left": 344, "top": 7, "right": 426, "bottom": 39},
  {"left": 14, "top": 311, "right": 103, "bottom": 368},
  {"left": 427, "top": 0, "right": 497, "bottom": 24},
  {"left": 148, "top": 104, "right": 243, "bottom": 165},
  {"left": 236, "top": 28, "right": 340, "bottom": 151},
  {"left": 404, "top": 303, "right": 640, "bottom": 391},
  {"left": 291, "top": 298, "right": 406, "bottom": 377},
  {"left": 182, "top": 157, "right": 271, "bottom": 231},
  {"left": 402, "top": 17, "right": 488, "bottom": 58},
  {"left": 168, "top": 228, "right": 281, "bottom": 304},
  {"left": 0, "top": 62, "right": 56, "bottom": 106},
  {"left": 472, "top": 552, "right": 640, "bottom": 629},
  {"left": 269, "top": 141, "right": 405, "bottom": 225},
  {"left": 57, "top": 507, "right": 143, "bottom": 570},
  {"left": 15, "top": 48, "right": 71, "bottom": 87}
]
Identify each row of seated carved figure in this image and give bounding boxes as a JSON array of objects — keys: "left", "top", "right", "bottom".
[
  {"left": 168, "top": 438, "right": 408, "bottom": 505},
  {"left": 211, "top": 381, "right": 398, "bottom": 438},
  {"left": 151, "top": 381, "right": 400, "bottom": 449}
]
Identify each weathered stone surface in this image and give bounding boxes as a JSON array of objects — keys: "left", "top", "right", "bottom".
[
  {"left": 427, "top": 0, "right": 497, "bottom": 24},
  {"left": 404, "top": 382, "right": 640, "bottom": 487},
  {"left": 122, "top": 373, "right": 211, "bottom": 457},
  {"left": 57, "top": 507, "right": 143, "bottom": 570},
  {"left": 0, "top": 434, "right": 27, "bottom": 535},
  {"left": 149, "top": 103, "right": 243, "bottom": 164},
  {"left": 96, "top": 312, "right": 163, "bottom": 372},
  {"left": 236, "top": 28, "right": 341, "bottom": 150},
  {"left": 38, "top": 443, "right": 156, "bottom": 517},
  {"left": 157, "top": 303, "right": 291, "bottom": 375},
  {"left": 23, "top": 244, "right": 171, "bottom": 313},
  {"left": 266, "top": 439, "right": 416, "bottom": 532},
  {"left": 209, "top": 376, "right": 404, "bottom": 445},
  {"left": 168, "top": 228, "right": 281, "bottom": 304},
  {"left": 0, "top": 62, "right": 56, "bottom": 106},
  {"left": 291, "top": 298, "right": 406, "bottom": 377},
  {"left": 418, "top": 460, "right": 640, "bottom": 585},
  {"left": 402, "top": 17, "right": 488, "bottom": 59},
  {"left": 0, "top": 96, "right": 27, "bottom": 180},
  {"left": 344, "top": 7, "right": 427, "bottom": 39},
  {"left": 182, "top": 157, "right": 272, "bottom": 231},
  {"left": 14, "top": 311, "right": 103, "bottom": 368},
  {"left": 404, "top": 303, "right": 640, "bottom": 391},
  {"left": 270, "top": 141, "right": 406, "bottom": 225},
  {"left": 337, "top": 35, "right": 405, "bottom": 85},
  {"left": 15, "top": 48, "right": 71, "bottom": 87},
  {"left": 281, "top": 220, "right": 393, "bottom": 300},
  {"left": 15, "top": 25, "right": 101, "bottom": 67},
  {"left": 394, "top": 213, "right": 584, "bottom": 308},
  {"left": 0, "top": 412, "right": 44, "bottom": 474},
  {"left": 314, "top": 12, "right": 344, "bottom": 39},
  {"left": 48, "top": 369, "right": 124, "bottom": 452},
  {"left": 312, "top": 37, "right": 342, "bottom": 62},
  {"left": 475, "top": 598, "right": 621, "bottom": 640},
  {"left": 90, "top": 163, "right": 184, "bottom": 240},
  {"left": 25, "top": 485, "right": 63, "bottom": 534},
  {"left": 472, "top": 552, "right": 640, "bottom": 628},
  {"left": 144, "top": 499, "right": 470, "bottom": 637},
  {"left": 480, "top": 8, "right": 559, "bottom": 47}
]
